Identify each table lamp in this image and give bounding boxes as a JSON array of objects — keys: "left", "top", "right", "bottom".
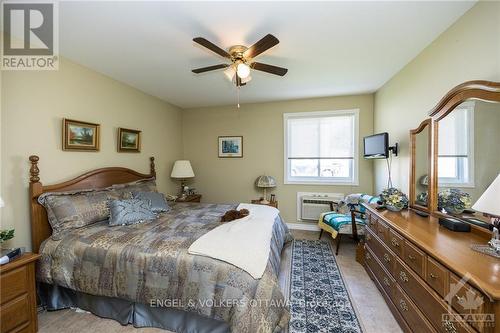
[
  {"left": 171, "top": 160, "right": 195, "bottom": 197},
  {"left": 255, "top": 175, "right": 276, "bottom": 204},
  {"left": 472, "top": 174, "right": 500, "bottom": 253}
]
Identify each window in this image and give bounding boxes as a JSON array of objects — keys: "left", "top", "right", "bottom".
[
  {"left": 438, "top": 101, "right": 474, "bottom": 187},
  {"left": 284, "top": 110, "right": 359, "bottom": 185}
]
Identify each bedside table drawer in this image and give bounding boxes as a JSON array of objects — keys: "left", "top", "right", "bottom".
[
  {"left": 0, "top": 265, "right": 28, "bottom": 304},
  {"left": 0, "top": 294, "right": 30, "bottom": 332}
]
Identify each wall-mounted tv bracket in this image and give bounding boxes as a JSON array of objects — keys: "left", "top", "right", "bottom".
[{"left": 389, "top": 143, "right": 398, "bottom": 156}]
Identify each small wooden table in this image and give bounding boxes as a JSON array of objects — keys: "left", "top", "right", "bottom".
[
  {"left": 251, "top": 199, "right": 278, "bottom": 208},
  {"left": 176, "top": 194, "right": 202, "bottom": 203},
  {"left": 0, "top": 252, "right": 40, "bottom": 333}
]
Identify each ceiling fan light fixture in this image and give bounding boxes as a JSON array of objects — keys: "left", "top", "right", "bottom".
[
  {"left": 224, "top": 65, "right": 236, "bottom": 81},
  {"left": 236, "top": 63, "right": 251, "bottom": 79}
]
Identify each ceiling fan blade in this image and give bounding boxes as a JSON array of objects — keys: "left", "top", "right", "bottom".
[
  {"left": 193, "top": 37, "right": 231, "bottom": 58},
  {"left": 243, "top": 34, "right": 279, "bottom": 59},
  {"left": 192, "top": 64, "right": 229, "bottom": 74},
  {"left": 251, "top": 62, "right": 288, "bottom": 76}
]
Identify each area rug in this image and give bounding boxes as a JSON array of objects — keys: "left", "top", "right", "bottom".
[{"left": 289, "top": 239, "right": 362, "bottom": 333}]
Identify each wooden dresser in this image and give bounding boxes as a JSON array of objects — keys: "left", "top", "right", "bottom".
[
  {"left": 363, "top": 204, "right": 499, "bottom": 333},
  {"left": 0, "top": 253, "right": 40, "bottom": 333}
]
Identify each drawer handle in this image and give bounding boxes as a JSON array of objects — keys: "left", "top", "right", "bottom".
[
  {"left": 391, "top": 238, "right": 400, "bottom": 247},
  {"left": 430, "top": 273, "right": 439, "bottom": 279},
  {"left": 366, "top": 234, "right": 371, "bottom": 241},
  {"left": 407, "top": 254, "right": 416, "bottom": 261},
  {"left": 399, "top": 271, "right": 409, "bottom": 283},
  {"left": 383, "top": 253, "right": 391, "bottom": 263},
  {"left": 365, "top": 253, "right": 371, "bottom": 260},
  {"left": 399, "top": 299, "right": 409, "bottom": 312},
  {"left": 443, "top": 320, "right": 458, "bottom": 333},
  {"left": 455, "top": 295, "right": 465, "bottom": 303},
  {"left": 383, "top": 277, "right": 390, "bottom": 287}
]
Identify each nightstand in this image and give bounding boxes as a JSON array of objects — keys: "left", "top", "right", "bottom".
[
  {"left": 251, "top": 199, "right": 278, "bottom": 209},
  {"left": 0, "top": 253, "right": 40, "bottom": 333},
  {"left": 176, "top": 194, "right": 202, "bottom": 203}
]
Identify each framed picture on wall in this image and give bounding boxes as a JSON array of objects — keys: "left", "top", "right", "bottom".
[
  {"left": 62, "top": 118, "right": 100, "bottom": 151},
  {"left": 118, "top": 127, "right": 141, "bottom": 152},
  {"left": 218, "top": 136, "right": 243, "bottom": 158}
]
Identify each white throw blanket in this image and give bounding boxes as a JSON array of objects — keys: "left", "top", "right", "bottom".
[{"left": 188, "top": 203, "right": 279, "bottom": 279}]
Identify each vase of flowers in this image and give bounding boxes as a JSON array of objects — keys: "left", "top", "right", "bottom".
[
  {"left": 0, "top": 229, "right": 14, "bottom": 246},
  {"left": 416, "top": 191, "right": 428, "bottom": 206},
  {"left": 438, "top": 188, "right": 471, "bottom": 215},
  {"left": 380, "top": 188, "right": 408, "bottom": 212}
]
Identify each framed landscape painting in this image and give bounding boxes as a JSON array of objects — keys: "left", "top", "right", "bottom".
[
  {"left": 218, "top": 136, "right": 243, "bottom": 158},
  {"left": 63, "top": 118, "right": 100, "bottom": 151},
  {"left": 118, "top": 127, "right": 141, "bottom": 152}
]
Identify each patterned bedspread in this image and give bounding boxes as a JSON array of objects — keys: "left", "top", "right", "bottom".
[{"left": 38, "top": 202, "right": 292, "bottom": 332}]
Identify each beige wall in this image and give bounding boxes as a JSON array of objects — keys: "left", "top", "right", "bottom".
[
  {"left": 182, "top": 94, "right": 374, "bottom": 225},
  {"left": 373, "top": 1, "right": 500, "bottom": 194},
  {"left": 1, "top": 58, "right": 183, "bottom": 250}
]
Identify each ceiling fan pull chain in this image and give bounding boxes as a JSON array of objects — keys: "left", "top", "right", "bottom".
[{"left": 237, "top": 86, "right": 240, "bottom": 109}]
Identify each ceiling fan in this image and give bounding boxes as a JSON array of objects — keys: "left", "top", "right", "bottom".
[{"left": 191, "top": 34, "right": 288, "bottom": 87}]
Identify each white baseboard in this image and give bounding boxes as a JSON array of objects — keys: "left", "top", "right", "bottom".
[{"left": 287, "top": 222, "right": 320, "bottom": 231}]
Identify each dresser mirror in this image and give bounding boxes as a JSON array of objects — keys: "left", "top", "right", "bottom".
[
  {"left": 409, "top": 119, "right": 431, "bottom": 212},
  {"left": 428, "top": 81, "right": 500, "bottom": 228}
]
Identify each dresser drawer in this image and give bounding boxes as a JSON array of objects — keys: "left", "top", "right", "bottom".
[
  {"left": 395, "top": 258, "right": 474, "bottom": 333},
  {"left": 449, "top": 274, "right": 490, "bottom": 332},
  {"left": 365, "top": 245, "right": 396, "bottom": 299},
  {"left": 403, "top": 240, "right": 426, "bottom": 278},
  {"left": 367, "top": 213, "right": 377, "bottom": 230},
  {"left": 365, "top": 228, "right": 395, "bottom": 274},
  {"left": 0, "top": 294, "right": 30, "bottom": 332},
  {"left": 0, "top": 265, "right": 28, "bottom": 304},
  {"left": 388, "top": 229, "right": 404, "bottom": 257},
  {"left": 377, "top": 220, "right": 390, "bottom": 244},
  {"left": 394, "top": 284, "right": 436, "bottom": 333},
  {"left": 426, "top": 257, "right": 448, "bottom": 298}
]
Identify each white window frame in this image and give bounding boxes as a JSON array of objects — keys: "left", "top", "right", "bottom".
[
  {"left": 283, "top": 109, "right": 359, "bottom": 186},
  {"left": 438, "top": 101, "right": 475, "bottom": 188}
]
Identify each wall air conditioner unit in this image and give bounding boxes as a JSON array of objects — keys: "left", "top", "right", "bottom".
[{"left": 299, "top": 193, "right": 344, "bottom": 221}]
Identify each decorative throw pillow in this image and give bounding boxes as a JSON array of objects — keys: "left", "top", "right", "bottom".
[
  {"left": 112, "top": 178, "right": 158, "bottom": 197},
  {"left": 38, "top": 188, "right": 122, "bottom": 240},
  {"left": 108, "top": 199, "right": 157, "bottom": 226},
  {"left": 132, "top": 191, "right": 170, "bottom": 213}
]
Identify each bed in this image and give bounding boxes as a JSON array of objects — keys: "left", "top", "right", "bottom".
[{"left": 28, "top": 156, "right": 291, "bottom": 333}]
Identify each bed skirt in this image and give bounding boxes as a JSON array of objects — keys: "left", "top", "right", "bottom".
[{"left": 38, "top": 282, "right": 230, "bottom": 333}]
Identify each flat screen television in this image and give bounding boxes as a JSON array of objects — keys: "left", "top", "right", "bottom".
[{"left": 364, "top": 132, "right": 389, "bottom": 159}]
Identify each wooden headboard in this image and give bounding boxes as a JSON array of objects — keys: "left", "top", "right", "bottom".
[{"left": 28, "top": 155, "right": 156, "bottom": 253}]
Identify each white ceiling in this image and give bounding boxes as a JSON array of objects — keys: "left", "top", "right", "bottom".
[{"left": 57, "top": 1, "right": 475, "bottom": 108}]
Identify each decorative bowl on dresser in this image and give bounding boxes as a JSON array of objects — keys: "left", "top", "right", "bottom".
[{"left": 0, "top": 253, "right": 40, "bottom": 333}]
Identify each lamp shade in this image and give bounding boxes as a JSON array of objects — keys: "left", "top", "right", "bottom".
[
  {"left": 171, "top": 160, "right": 195, "bottom": 179},
  {"left": 472, "top": 174, "right": 500, "bottom": 217},
  {"left": 255, "top": 175, "right": 277, "bottom": 188}
]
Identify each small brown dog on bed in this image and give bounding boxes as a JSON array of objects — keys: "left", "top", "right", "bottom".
[{"left": 221, "top": 209, "right": 250, "bottom": 222}]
